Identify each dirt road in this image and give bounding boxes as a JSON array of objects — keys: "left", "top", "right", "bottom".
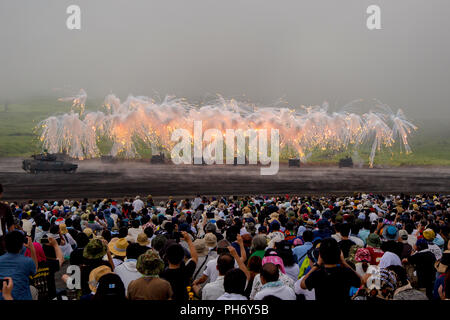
[{"left": 1, "top": 158, "right": 450, "bottom": 201}]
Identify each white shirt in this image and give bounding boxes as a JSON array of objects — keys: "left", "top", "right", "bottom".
[
  {"left": 407, "top": 234, "right": 417, "bottom": 248},
  {"left": 203, "top": 257, "right": 238, "bottom": 282},
  {"left": 350, "top": 235, "right": 364, "bottom": 247},
  {"left": 132, "top": 199, "right": 145, "bottom": 212},
  {"left": 428, "top": 243, "right": 443, "bottom": 260},
  {"left": 217, "top": 292, "right": 247, "bottom": 300},
  {"left": 126, "top": 227, "right": 143, "bottom": 243},
  {"left": 114, "top": 260, "right": 141, "bottom": 295},
  {"left": 369, "top": 212, "right": 378, "bottom": 223},
  {"left": 202, "top": 276, "right": 225, "bottom": 300},
  {"left": 192, "top": 197, "right": 202, "bottom": 210},
  {"left": 254, "top": 282, "right": 296, "bottom": 300},
  {"left": 294, "top": 276, "right": 315, "bottom": 300},
  {"left": 378, "top": 251, "right": 402, "bottom": 269},
  {"left": 250, "top": 271, "right": 294, "bottom": 300},
  {"left": 285, "top": 264, "right": 300, "bottom": 282}
]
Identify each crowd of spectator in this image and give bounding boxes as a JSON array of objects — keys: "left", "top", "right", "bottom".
[{"left": 0, "top": 183, "right": 449, "bottom": 301}]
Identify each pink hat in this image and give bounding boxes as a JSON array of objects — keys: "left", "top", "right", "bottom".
[
  {"left": 293, "top": 238, "right": 304, "bottom": 246},
  {"left": 355, "top": 248, "right": 371, "bottom": 263},
  {"left": 262, "top": 252, "right": 286, "bottom": 274}
]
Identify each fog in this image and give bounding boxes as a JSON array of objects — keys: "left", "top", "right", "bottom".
[{"left": 1, "top": 0, "right": 449, "bottom": 119}]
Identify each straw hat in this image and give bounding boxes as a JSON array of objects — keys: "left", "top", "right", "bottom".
[
  {"left": 88, "top": 265, "right": 112, "bottom": 293},
  {"left": 137, "top": 233, "right": 150, "bottom": 246},
  {"left": 108, "top": 238, "right": 129, "bottom": 257},
  {"left": 83, "top": 227, "right": 93, "bottom": 238},
  {"left": 59, "top": 224, "right": 68, "bottom": 235}
]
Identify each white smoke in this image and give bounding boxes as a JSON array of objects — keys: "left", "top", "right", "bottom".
[{"left": 40, "top": 91, "right": 417, "bottom": 166}]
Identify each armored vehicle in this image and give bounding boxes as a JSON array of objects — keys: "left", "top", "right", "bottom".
[
  {"left": 339, "top": 156, "right": 353, "bottom": 168},
  {"left": 22, "top": 153, "right": 78, "bottom": 173},
  {"left": 288, "top": 158, "right": 301, "bottom": 167},
  {"left": 150, "top": 152, "right": 166, "bottom": 164}
]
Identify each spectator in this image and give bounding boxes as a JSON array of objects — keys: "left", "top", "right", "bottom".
[
  {"left": 127, "top": 250, "right": 172, "bottom": 300},
  {"left": 0, "top": 184, "right": 15, "bottom": 255},
  {"left": 0, "top": 231, "right": 37, "bottom": 300},
  {"left": 160, "top": 231, "right": 198, "bottom": 301},
  {"left": 217, "top": 268, "right": 248, "bottom": 300},
  {"left": 405, "top": 238, "right": 437, "bottom": 299},
  {"left": 300, "top": 238, "right": 362, "bottom": 301},
  {"left": 254, "top": 263, "right": 296, "bottom": 300},
  {"left": 201, "top": 253, "right": 235, "bottom": 300},
  {"left": 114, "top": 243, "right": 143, "bottom": 295}
]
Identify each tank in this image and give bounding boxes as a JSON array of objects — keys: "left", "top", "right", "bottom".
[
  {"left": 22, "top": 153, "right": 78, "bottom": 173},
  {"left": 288, "top": 158, "right": 301, "bottom": 167},
  {"left": 150, "top": 152, "right": 166, "bottom": 164},
  {"left": 339, "top": 156, "right": 353, "bottom": 168}
]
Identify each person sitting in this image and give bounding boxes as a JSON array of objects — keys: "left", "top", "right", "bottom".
[
  {"left": 254, "top": 263, "right": 296, "bottom": 300},
  {"left": 127, "top": 250, "right": 173, "bottom": 300},
  {"left": 92, "top": 273, "right": 126, "bottom": 301},
  {"left": 201, "top": 253, "right": 235, "bottom": 300},
  {"left": 217, "top": 268, "right": 248, "bottom": 300},
  {"left": 300, "top": 237, "right": 362, "bottom": 301},
  {"left": 114, "top": 243, "right": 143, "bottom": 295},
  {"left": 160, "top": 231, "right": 198, "bottom": 302},
  {"left": 0, "top": 231, "right": 37, "bottom": 300}
]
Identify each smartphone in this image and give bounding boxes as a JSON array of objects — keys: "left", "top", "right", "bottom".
[{"left": 41, "top": 237, "right": 49, "bottom": 244}]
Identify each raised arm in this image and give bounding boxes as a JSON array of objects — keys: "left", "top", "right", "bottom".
[
  {"left": 182, "top": 231, "right": 198, "bottom": 264},
  {"left": 236, "top": 234, "right": 247, "bottom": 263},
  {"left": 228, "top": 245, "right": 250, "bottom": 280},
  {"left": 48, "top": 237, "right": 64, "bottom": 267},
  {"left": 24, "top": 236, "right": 38, "bottom": 274}
]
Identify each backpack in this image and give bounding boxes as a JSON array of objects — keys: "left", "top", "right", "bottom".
[{"left": 298, "top": 256, "right": 311, "bottom": 278}]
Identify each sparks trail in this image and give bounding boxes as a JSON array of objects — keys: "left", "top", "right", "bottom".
[{"left": 40, "top": 91, "right": 417, "bottom": 167}]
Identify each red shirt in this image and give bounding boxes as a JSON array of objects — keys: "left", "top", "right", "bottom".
[{"left": 367, "top": 246, "right": 384, "bottom": 265}]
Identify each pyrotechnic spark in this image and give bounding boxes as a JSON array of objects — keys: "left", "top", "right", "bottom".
[
  {"left": 58, "top": 89, "right": 87, "bottom": 115},
  {"left": 39, "top": 92, "right": 417, "bottom": 167}
]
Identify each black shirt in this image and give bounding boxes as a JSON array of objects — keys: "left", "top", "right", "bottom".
[
  {"left": 408, "top": 250, "right": 436, "bottom": 289},
  {"left": 160, "top": 260, "right": 196, "bottom": 301},
  {"left": 305, "top": 266, "right": 361, "bottom": 301},
  {"left": 338, "top": 239, "right": 356, "bottom": 258},
  {"left": 0, "top": 203, "right": 14, "bottom": 235}
]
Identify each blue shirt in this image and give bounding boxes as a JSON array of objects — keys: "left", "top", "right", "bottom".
[
  {"left": 292, "top": 242, "right": 313, "bottom": 266},
  {"left": 0, "top": 252, "right": 36, "bottom": 300},
  {"left": 358, "top": 229, "right": 370, "bottom": 245}
]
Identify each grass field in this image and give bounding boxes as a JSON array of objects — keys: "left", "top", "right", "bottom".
[{"left": 1, "top": 98, "right": 450, "bottom": 166}]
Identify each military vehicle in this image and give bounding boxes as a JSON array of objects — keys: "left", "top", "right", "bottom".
[
  {"left": 339, "top": 156, "right": 354, "bottom": 168},
  {"left": 150, "top": 152, "right": 166, "bottom": 164},
  {"left": 22, "top": 153, "right": 78, "bottom": 173},
  {"left": 288, "top": 158, "right": 301, "bottom": 167}
]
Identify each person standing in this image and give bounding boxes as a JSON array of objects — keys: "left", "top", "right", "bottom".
[{"left": 0, "top": 184, "right": 15, "bottom": 255}]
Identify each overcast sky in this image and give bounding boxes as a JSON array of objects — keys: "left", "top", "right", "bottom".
[{"left": 0, "top": 0, "right": 449, "bottom": 119}]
